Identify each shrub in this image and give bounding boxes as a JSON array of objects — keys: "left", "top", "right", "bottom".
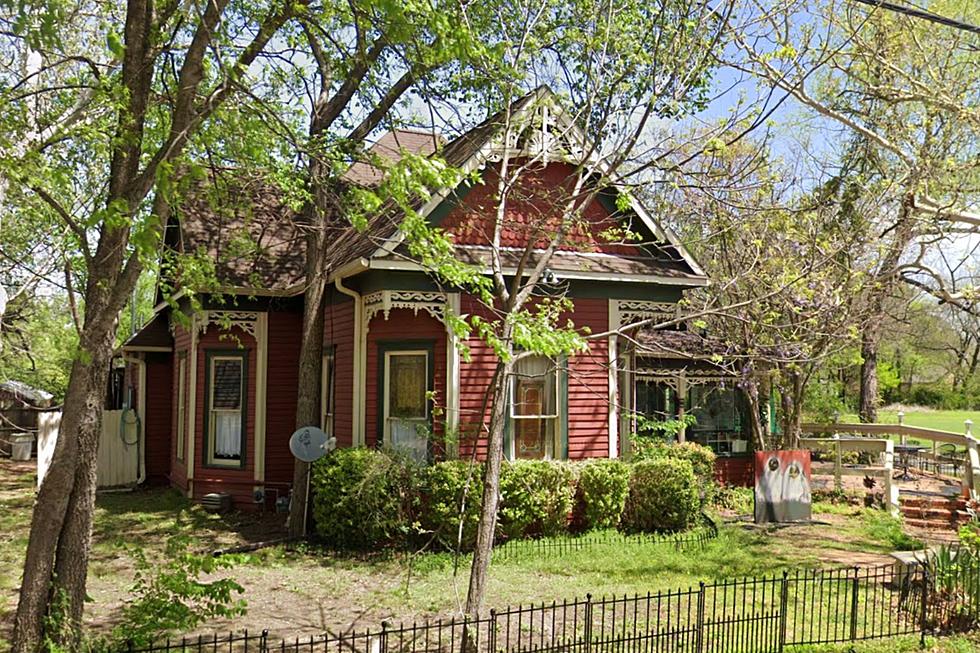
[
  {"left": 311, "top": 448, "right": 417, "bottom": 549},
  {"left": 498, "top": 460, "right": 577, "bottom": 539},
  {"left": 632, "top": 440, "right": 716, "bottom": 502},
  {"left": 713, "top": 485, "right": 753, "bottom": 514},
  {"left": 622, "top": 458, "right": 700, "bottom": 532},
  {"left": 577, "top": 459, "right": 631, "bottom": 530},
  {"left": 419, "top": 460, "right": 484, "bottom": 551},
  {"left": 621, "top": 458, "right": 701, "bottom": 532},
  {"left": 113, "top": 533, "right": 248, "bottom": 647}
]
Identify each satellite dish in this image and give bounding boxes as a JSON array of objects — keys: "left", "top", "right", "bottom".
[{"left": 289, "top": 426, "right": 335, "bottom": 463}]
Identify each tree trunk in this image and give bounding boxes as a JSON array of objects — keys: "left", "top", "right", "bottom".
[
  {"left": 287, "top": 227, "right": 327, "bottom": 538},
  {"left": 739, "top": 371, "right": 766, "bottom": 451},
  {"left": 465, "top": 360, "right": 510, "bottom": 617},
  {"left": 13, "top": 322, "right": 114, "bottom": 652},
  {"left": 859, "top": 327, "right": 879, "bottom": 423}
]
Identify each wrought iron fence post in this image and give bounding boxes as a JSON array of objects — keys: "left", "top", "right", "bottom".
[
  {"left": 920, "top": 565, "right": 930, "bottom": 649},
  {"left": 379, "top": 620, "right": 389, "bottom": 653},
  {"left": 696, "top": 582, "right": 706, "bottom": 653},
  {"left": 849, "top": 566, "right": 860, "bottom": 641},
  {"left": 489, "top": 609, "right": 498, "bottom": 653},
  {"left": 778, "top": 571, "right": 789, "bottom": 653},
  {"left": 584, "top": 594, "right": 593, "bottom": 653},
  {"left": 260, "top": 629, "right": 269, "bottom": 653}
]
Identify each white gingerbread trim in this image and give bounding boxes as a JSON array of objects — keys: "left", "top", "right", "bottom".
[
  {"left": 615, "top": 300, "right": 679, "bottom": 329},
  {"left": 198, "top": 311, "right": 261, "bottom": 338},
  {"left": 363, "top": 290, "right": 448, "bottom": 324}
]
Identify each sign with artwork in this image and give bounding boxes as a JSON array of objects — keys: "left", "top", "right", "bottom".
[{"left": 754, "top": 450, "right": 812, "bottom": 523}]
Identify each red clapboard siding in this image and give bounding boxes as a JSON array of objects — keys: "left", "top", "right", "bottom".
[
  {"left": 440, "top": 161, "right": 642, "bottom": 256},
  {"left": 143, "top": 352, "right": 172, "bottom": 485},
  {"left": 263, "top": 310, "right": 302, "bottom": 488},
  {"left": 715, "top": 457, "right": 754, "bottom": 488},
  {"left": 169, "top": 325, "right": 191, "bottom": 491},
  {"left": 364, "top": 308, "right": 446, "bottom": 448},
  {"left": 192, "top": 325, "right": 257, "bottom": 510},
  {"left": 324, "top": 299, "right": 355, "bottom": 448},
  {"left": 456, "top": 295, "right": 609, "bottom": 460},
  {"left": 563, "top": 298, "right": 609, "bottom": 459}
]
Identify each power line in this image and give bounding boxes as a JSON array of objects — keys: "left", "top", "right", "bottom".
[{"left": 850, "top": 0, "right": 980, "bottom": 35}]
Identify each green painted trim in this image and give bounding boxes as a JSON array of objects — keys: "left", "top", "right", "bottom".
[
  {"left": 202, "top": 348, "right": 248, "bottom": 470},
  {"left": 427, "top": 179, "right": 478, "bottom": 226},
  {"left": 375, "top": 340, "right": 437, "bottom": 461}
]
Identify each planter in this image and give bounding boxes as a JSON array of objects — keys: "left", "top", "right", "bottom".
[{"left": 10, "top": 432, "right": 34, "bottom": 461}]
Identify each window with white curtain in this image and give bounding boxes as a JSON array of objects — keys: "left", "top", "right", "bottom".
[
  {"left": 509, "top": 356, "right": 558, "bottom": 460},
  {"left": 207, "top": 353, "right": 246, "bottom": 466}
]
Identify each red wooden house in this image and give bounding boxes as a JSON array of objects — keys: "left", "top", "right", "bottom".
[{"left": 121, "top": 88, "right": 757, "bottom": 509}]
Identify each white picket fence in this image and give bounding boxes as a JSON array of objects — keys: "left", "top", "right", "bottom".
[{"left": 37, "top": 409, "right": 141, "bottom": 488}]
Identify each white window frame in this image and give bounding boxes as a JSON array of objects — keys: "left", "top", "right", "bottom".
[
  {"left": 321, "top": 349, "right": 335, "bottom": 436},
  {"left": 206, "top": 353, "right": 246, "bottom": 467},
  {"left": 383, "top": 349, "right": 430, "bottom": 449},
  {"left": 508, "top": 357, "right": 560, "bottom": 460},
  {"left": 176, "top": 354, "right": 187, "bottom": 461}
]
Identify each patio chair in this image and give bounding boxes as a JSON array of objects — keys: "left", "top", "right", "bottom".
[{"left": 937, "top": 443, "right": 964, "bottom": 478}]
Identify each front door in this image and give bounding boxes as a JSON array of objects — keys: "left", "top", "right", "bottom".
[{"left": 383, "top": 350, "right": 430, "bottom": 462}]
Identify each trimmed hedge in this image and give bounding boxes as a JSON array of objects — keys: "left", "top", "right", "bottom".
[
  {"left": 632, "top": 440, "right": 716, "bottom": 501},
  {"left": 498, "top": 461, "right": 577, "bottom": 540},
  {"left": 576, "top": 459, "right": 631, "bottom": 530},
  {"left": 621, "top": 458, "right": 700, "bottom": 533},
  {"left": 310, "top": 445, "right": 710, "bottom": 550},
  {"left": 419, "top": 460, "right": 484, "bottom": 551},
  {"left": 311, "top": 447, "right": 416, "bottom": 549}
]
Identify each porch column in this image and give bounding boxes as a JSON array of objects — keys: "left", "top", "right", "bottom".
[
  {"left": 607, "top": 300, "right": 620, "bottom": 458},
  {"left": 445, "top": 292, "right": 461, "bottom": 458},
  {"left": 677, "top": 372, "right": 688, "bottom": 443}
]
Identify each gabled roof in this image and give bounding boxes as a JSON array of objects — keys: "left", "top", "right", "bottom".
[
  {"left": 170, "top": 87, "right": 708, "bottom": 294},
  {"left": 174, "top": 172, "right": 308, "bottom": 292},
  {"left": 325, "top": 86, "right": 707, "bottom": 285},
  {"left": 121, "top": 312, "right": 173, "bottom": 352}
]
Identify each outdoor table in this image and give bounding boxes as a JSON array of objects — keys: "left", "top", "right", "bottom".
[{"left": 893, "top": 444, "right": 927, "bottom": 481}]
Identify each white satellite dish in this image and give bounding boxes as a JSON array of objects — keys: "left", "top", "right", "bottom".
[{"left": 289, "top": 426, "right": 335, "bottom": 463}]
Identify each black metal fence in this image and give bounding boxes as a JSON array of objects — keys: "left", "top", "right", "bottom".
[
  {"left": 491, "top": 524, "right": 718, "bottom": 563},
  {"left": 118, "top": 559, "right": 980, "bottom": 653}
]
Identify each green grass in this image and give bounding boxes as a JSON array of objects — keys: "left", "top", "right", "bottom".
[
  {"left": 0, "top": 460, "right": 944, "bottom": 645},
  {"left": 787, "top": 634, "right": 980, "bottom": 653},
  {"left": 840, "top": 407, "right": 979, "bottom": 435}
]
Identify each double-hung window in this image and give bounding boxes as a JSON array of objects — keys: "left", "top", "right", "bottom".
[
  {"left": 509, "top": 356, "right": 559, "bottom": 459},
  {"left": 206, "top": 352, "right": 247, "bottom": 467}
]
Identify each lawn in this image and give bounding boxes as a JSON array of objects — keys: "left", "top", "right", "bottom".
[
  {"left": 841, "top": 406, "right": 979, "bottom": 435},
  {"left": 2, "top": 458, "right": 947, "bottom": 648}
]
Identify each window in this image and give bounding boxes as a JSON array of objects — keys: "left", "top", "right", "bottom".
[
  {"left": 176, "top": 354, "right": 187, "bottom": 461},
  {"left": 509, "top": 356, "right": 559, "bottom": 460},
  {"left": 321, "top": 349, "right": 335, "bottom": 436},
  {"left": 383, "top": 350, "right": 430, "bottom": 462},
  {"left": 206, "top": 352, "right": 247, "bottom": 467}
]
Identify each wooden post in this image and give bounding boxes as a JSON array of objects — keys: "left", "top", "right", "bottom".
[{"left": 834, "top": 434, "right": 842, "bottom": 493}]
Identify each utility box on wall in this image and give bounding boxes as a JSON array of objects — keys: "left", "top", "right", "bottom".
[{"left": 754, "top": 450, "right": 812, "bottom": 523}]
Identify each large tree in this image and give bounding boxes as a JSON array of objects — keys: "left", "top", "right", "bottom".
[
  {"left": 732, "top": 0, "right": 980, "bottom": 421},
  {"left": 1, "top": 1, "right": 300, "bottom": 648}
]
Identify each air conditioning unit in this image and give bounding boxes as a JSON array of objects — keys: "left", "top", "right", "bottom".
[{"left": 201, "top": 492, "right": 233, "bottom": 513}]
